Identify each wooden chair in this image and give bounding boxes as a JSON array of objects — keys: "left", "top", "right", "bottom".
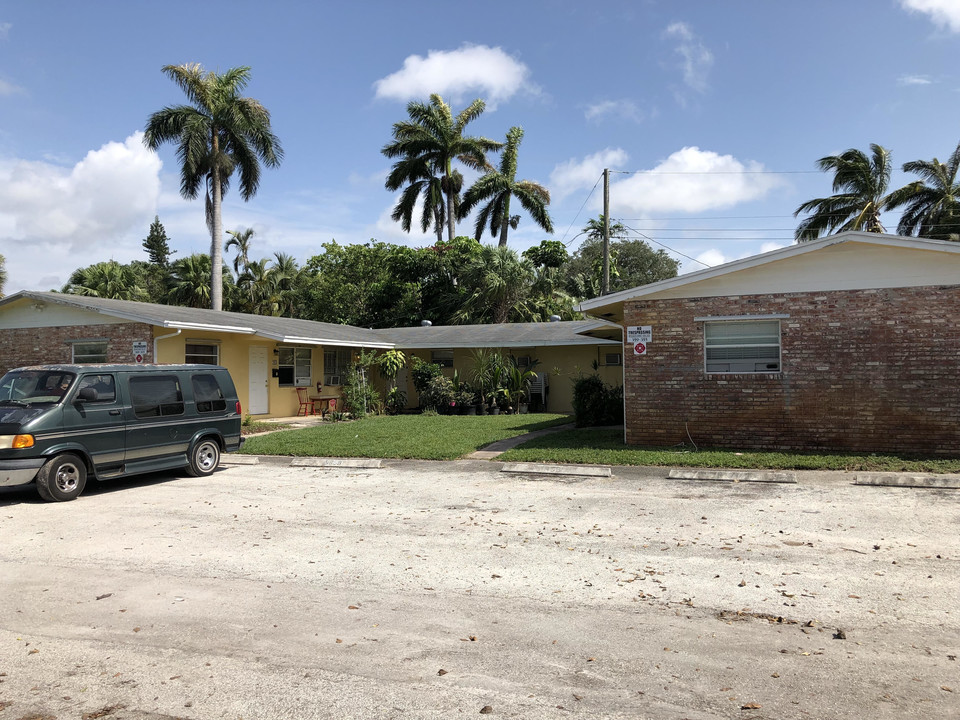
[{"left": 296, "top": 386, "right": 314, "bottom": 416}]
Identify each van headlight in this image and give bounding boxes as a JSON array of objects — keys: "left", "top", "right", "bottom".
[{"left": 0, "top": 434, "right": 34, "bottom": 449}]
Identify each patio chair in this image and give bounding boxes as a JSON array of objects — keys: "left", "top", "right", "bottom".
[{"left": 295, "top": 386, "right": 314, "bottom": 416}]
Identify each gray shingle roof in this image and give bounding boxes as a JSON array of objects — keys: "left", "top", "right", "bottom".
[
  {"left": 3, "top": 291, "right": 392, "bottom": 348},
  {"left": 372, "top": 321, "right": 620, "bottom": 348}
]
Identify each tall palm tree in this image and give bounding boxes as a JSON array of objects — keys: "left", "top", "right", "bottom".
[
  {"left": 169, "top": 253, "right": 235, "bottom": 309},
  {"left": 888, "top": 142, "right": 960, "bottom": 241},
  {"left": 794, "top": 144, "right": 896, "bottom": 242},
  {"left": 271, "top": 251, "right": 300, "bottom": 316},
  {"left": 226, "top": 227, "right": 256, "bottom": 306},
  {"left": 144, "top": 64, "right": 282, "bottom": 311},
  {"left": 383, "top": 94, "right": 501, "bottom": 242},
  {"left": 459, "top": 126, "right": 554, "bottom": 248}
]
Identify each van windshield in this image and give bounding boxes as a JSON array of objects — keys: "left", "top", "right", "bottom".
[{"left": 0, "top": 370, "right": 77, "bottom": 406}]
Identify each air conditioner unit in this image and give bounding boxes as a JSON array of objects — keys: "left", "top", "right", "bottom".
[
  {"left": 327, "top": 375, "right": 341, "bottom": 386},
  {"left": 603, "top": 353, "right": 622, "bottom": 366}
]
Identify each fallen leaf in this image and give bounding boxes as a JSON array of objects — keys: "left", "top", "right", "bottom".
[
  {"left": 741, "top": 702, "right": 761, "bottom": 709},
  {"left": 348, "top": 605, "right": 359, "bottom": 610},
  {"left": 335, "top": 638, "right": 342, "bottom": 644},
  {"left": 479, "top": 706, "right": 493, "bottom": 714},
  {"left": 438, "top": 669, "right": 448, "bottom": 676},
  {"left": 941, "top": 686, "right": 954, "bottom": 693},
  {"left": 95, "top": 593, "right": 113, "bottom": 601}
]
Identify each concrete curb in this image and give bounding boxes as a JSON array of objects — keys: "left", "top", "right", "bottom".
[
  {"left": 669, "top": 468, "right": 798, "bottom": 484},
  {"left": 854, "top": 473, "right": 960, "bottom": 489},
  {"left": 220, "top": 456, "right": 260, "bottom": 466},
  {"left": 290, "top": 457, "right": 384, "bottom": 469},
  {"left": 501, "top": 462, "right": 611, "bottom": 478}
]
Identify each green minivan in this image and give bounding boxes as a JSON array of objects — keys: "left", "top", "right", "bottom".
[{"left": 0, "top": 364, "right": 244, "bottom": 502}]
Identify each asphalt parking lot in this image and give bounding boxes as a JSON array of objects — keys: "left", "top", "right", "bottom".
[{"left": 1, "top": 459, "right": 958, "bottom": 720}]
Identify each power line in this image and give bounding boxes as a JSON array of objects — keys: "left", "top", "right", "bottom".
[
  {"left": 618, "top": 224, "right": 714, "bottom": 269},
  {"left": 611, "top": 169, "right": 821, "bottom": 175},
  {"left": 558, "top": 173, "right": 603, "bottom": 247}
]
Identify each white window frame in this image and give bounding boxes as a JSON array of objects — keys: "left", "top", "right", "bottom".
[
  {"left": 278, "top": 347, "right": 312, "bottom": 387},
  {"left": 70, "top": 339, "right": 108, "bottom": 364},
  {"left": 699, "top": 316, "right": 785, "bottom": 374},
  {"left": 431, "top": 349, "right": 455, "bottom": 368},
  {"left": 185, "top": 342, "right": 220, "bottom": 365},
  {"left": 323, "top": 348, "right": 350, "bottom": 386}
]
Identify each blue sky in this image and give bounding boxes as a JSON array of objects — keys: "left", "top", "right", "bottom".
[{"left": 1, "top": 0, "right": 959, "bottom": 293}]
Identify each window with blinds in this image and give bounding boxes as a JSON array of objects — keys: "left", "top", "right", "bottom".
[{"left": 704, "top": 320, "right": 781, "bottom": 374}]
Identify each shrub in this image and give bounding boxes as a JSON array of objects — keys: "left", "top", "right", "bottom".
[
  {"left": 410, "top": 357, "right": 443, "bottom": 394},
  {"left": 420, "top": 374, "right": 455, "bottom": 413},
  {"left": 571, "top": 374, "right": 624, "bottom": 427},
  {"left": 341, "top": 351, "right": 380, "bottom": 419}
]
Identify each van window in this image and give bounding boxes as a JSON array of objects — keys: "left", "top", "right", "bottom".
[
  {"left": 130, "top": 375, "right": 185, "bottom": 418},
  {"left": 77, "top": 374, "right": 116, "bottom": 403},
  {"left": 192, "top": 374, "right": 226, "bottom": 413}
]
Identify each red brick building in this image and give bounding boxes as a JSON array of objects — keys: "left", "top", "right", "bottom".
[{"left": 578, "top": 232, "right": 960, "bottom": 455}]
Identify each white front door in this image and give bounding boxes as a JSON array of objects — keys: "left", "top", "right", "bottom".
[{"left": 248, "top": 346, "right": 269, "bottom": 415}]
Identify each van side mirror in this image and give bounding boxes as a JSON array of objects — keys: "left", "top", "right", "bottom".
[{"left": 77, "top": 387, "right": 98, "bottom": 403}]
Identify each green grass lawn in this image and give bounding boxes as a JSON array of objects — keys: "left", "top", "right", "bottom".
[
  {"left": 239, "top": 413, "right": 571, "bottom": 461},
  {"left": 499, "top": 427, "right": 960, "bottom": 473}
]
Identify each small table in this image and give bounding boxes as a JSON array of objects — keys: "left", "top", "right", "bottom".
[{"left": 310, "top": 395, "right": 339, "bottom": 416}]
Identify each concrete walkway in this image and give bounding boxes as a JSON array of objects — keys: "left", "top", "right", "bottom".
[{"left": 466, "top": 422, "right": 575, "bottom": 460}]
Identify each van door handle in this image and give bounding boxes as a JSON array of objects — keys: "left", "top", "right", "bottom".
[{"left": 109, "top": 409, "right": 122, "bottom": 416}]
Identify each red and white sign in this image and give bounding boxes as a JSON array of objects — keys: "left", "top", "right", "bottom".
[
  {"left": 628, "top": 326, "right": 652, "bottom": 355},
  {"left": 135, "top": 354, "right": 144, "bottom": 364},
  {"left": 634, "top": 341, "right": 646, "bottom": 355}
]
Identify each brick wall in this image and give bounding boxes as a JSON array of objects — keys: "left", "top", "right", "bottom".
[
  {"left": 0, "top": 322, "right": 155, "bottom": 374},
  {"left": 623, "top": 286, "right": 960, "bottom": 454}
]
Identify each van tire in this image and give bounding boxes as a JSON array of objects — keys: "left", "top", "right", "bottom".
[
  {"left": 187, "top": 438, "right": 220, "bottom": 477},
  {"left": 35, "top": 454, "right": 87, "bottom": 502}
]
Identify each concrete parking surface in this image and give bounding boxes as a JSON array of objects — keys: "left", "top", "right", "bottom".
[{"left": 1, "top": 459, "right": 958, "bottom": 719}]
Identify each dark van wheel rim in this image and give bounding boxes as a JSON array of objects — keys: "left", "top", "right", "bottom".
[
  {"left": 196, "top": 442, "right": 219, "bottom": 473},
  {"left": 55, "top": 461, "right": 82, "bottom": 493}
]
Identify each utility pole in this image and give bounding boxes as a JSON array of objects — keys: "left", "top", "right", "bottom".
[{"left": 602, "top": 168, "right": 610, "bottom": 296}]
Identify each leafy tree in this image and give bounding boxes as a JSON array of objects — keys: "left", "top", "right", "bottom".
[
  {"left": 459, "top": 126, "right": 553, "bottom": 247},
  {"left": 144, "top": 64, "right": 283, "bottom": 311},
  {"left": 889, "top": 142, "right": 960, "bottom": 241},
  {"left": 794, "top": 144, "right": 897, "bottom": 241},
  {"left": 271, "top": 251, "right": 301, "bottom": 317},
  {"left": 564, "top": 235, "right": 678, "bottom": 299},
  {"left": 299, "top": 241, "right": 421, "bottom": 327},
  {"left": 0, "top": 254, "right": 6, "bottom": 297},
  {"left": 62, "top": 261, "right": 150, "bottom": 301},
  {"left": 142, "top": 216, "right": 176, "bottom": 268},
  {"left": 383, "top": 94, "right": 501, "bottom": 242},
  {"left": 523, "top": 239, "right": 569, "bottom": 268}
]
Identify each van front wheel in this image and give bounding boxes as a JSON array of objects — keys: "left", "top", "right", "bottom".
[
  {"left": 36, "top": 453, "right": 87, "bottom": 502},
  {"left": 187, "top": 439, "right": 220, "bottom": 477}
]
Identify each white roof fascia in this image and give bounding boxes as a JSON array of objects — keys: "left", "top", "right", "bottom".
[
  {"left": 166, "top": 321, "right": 257, "bottom": 334},
  {"left": 577, "top": 232, "right": 960, "bottom": 312},
  {"left": 393, "top": 338, "right": 619, "bottom": 349},
  {"left": 261, "top": 332, "right": 394, "bottom": 349}
]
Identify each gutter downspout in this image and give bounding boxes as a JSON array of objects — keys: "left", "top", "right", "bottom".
[{"left": 153, "top": 329, "right": 182, "bottom": 362}]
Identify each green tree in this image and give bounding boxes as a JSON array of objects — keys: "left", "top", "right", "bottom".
[
  {"left": 382, "top": 94, "right": 501, "bottom": 242},
  {"left": 459, "top": 126, "right": 553, "bottom": 247},
  {"left": 142, "top": 216, "right": 175, "bottom": 267},
  {"left": 169, "top": 253, "right": 237, "bottom": 309},
  {"left": 144, "top": 63, "right": 283, "bottom": 311},
  {"left": 226, "top": 227, "right": 256, "bottom": 307},
  {"left": 62, "top": 261, "right": 149, "bottom": 301},
  {"left": 889, "top": 142, "right": 960, "bottom": 241},
  {"left": 453, "top": 245, "right": 536, "bottom": 324},
  {"left": 0, "top": 254, "right": 6, "bottom": 297},
  {"left": 271, "top": 251, "right": 300, "bottom": 317},
  {"left": 564, "top": 234, "right": 678, "bottom": 300},
  {"left": 794, "top": 144, "right": 896, "bottom": 241}
]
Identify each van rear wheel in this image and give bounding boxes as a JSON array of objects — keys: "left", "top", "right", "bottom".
[
  {"left": 36, "top": 453, "right": 87, "bottom": 502},
  {"left": 187, "top": 439, "right": 220, "bottom": 477}
]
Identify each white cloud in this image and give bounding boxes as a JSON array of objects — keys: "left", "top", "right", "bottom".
[
  {"left": 548, "top": 148, "right": 629, "bottom": 201},
  {"left": 0, "top": 23, "right": 10, "bottom": 41},
  {"left": 663, "top": 22, "right": 713, "bottom": 94},
  {"left": 584, "top": 99, "right": 645, "bottom": 124},
  {"left": 608, "top": 146, "right": 782, "bottom": 215},
  {"left": 0, "top": 132, "right": 162, "bottom": 291},
  {"left": 898, "top": 73, "right": 934, "bottom": 85},
  {"left": 0, "top": 78, "right": 22, "bottom": 96},
  {"left": 901, "top": 0, "right": 960, "bottom": 32},
  {"left": 373, "top": 44, "right": 536, "bottom": 109}
]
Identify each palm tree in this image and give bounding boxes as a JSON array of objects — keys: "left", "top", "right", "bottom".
[
  {"left": 888, "top": 142, "right": 960, "bottom": 241},
  {"left": 169, "top": 253, "right": 235, "bottom": 309},
  {"left": 383, "top": 94, "right": 501, "bottom": 242},
  {"left": 144, "top": 64, "right": 282, "bottom": 311},
  {"left": 62, "top": 261, "right": 149, "bottom": 301},
  {"left": 271, "top": 251, "right": 300, "bottom": 316},
  {"left": 226, "top": 227, "right": 256, "bottom": 306},
  {"left": 459, "top": 126, "right": 554, "bottom": 248},
  {"left": 453, "top": 245, "right": 536, "bottom": 324},
  {"left": 794, "top": 144, "right": 896, "bottom": 241}
]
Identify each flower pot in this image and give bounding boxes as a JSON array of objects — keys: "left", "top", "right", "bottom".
[
  {"left": 465, "top": 405, "right": 477, "bottom": 416},
  {"left": 490, "top": 407, "right": 500, "bottom": 416},
  {"left": 519, "top": 403, "right": 529, "bottom": 414}
]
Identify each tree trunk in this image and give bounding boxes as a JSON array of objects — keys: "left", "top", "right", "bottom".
[
  {"left": 498, "top": 196, "right": 511, "bottom": 248},
  {"left": 445, "top": 162, "right": 456, "bottom": 241},
  {"left": 210, "top": 167, "right": 224, "bottom": 311}
]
